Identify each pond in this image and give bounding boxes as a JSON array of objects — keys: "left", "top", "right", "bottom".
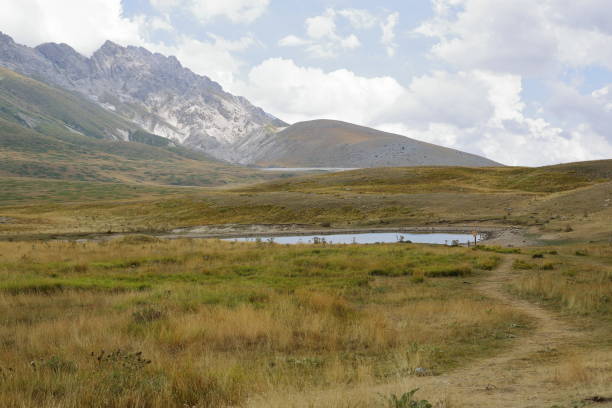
[
  {"left": 224, "top": 232, "right": 481, "bottom": 245},
  {"left": 260, "top": 167, "right": 358, "bottom": 173}
]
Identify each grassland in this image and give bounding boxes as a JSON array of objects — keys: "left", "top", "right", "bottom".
[
  {"left": 510, "top": 244, "right": 612, "bottom": 319},
  {"left": 0, "top": 161, "right": 611, "bottom": 406},
  {"left": 0, "top": 238, "right": 529, "bottom": 407},
  {"left": 0, "top": 160, "right": 610, "bottom": 239}
]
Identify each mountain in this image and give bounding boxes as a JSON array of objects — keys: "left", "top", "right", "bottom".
[
  {"left": 0, "top": 32, "right": 499, "bottom": 168},
  {"left": 0, "top": 32, "right": 286, "bottom": 162},
  {"left": 244, "top": 120, "right": 501, "bottom": 168},
  {"left": 0, "top": 65, "right": 285, "bottom": 186}
]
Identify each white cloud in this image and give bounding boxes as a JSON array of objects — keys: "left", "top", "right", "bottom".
[
  {"left": 149, "top": 34, "right": 255, "bottom": 89},
  {"left": 150, "top": 0, "right": 270, "bottom": 24},
  {"left": 341, "top": 35, "right": 361, "bottom": 50},
  {"left": 417, "top": 0, "right": 612, "bottom": 76},
  {"left": 0, "top": 0, "right": 255, "bottom": 90},
  {"left": 134, "top": 15, "right": 173, "bottom": 33},
  {"left": 239, "top": 58, "right": 612, "bottom": 166},
  {"left": 380, "top": 12, "right": 399, "bottom": 57},
  {"left": 237, "top": 58, "right": 405, "bottom": 124},
  {"left": 278, "top": 9, "right": 363, "bottom": 58},
  {"left": 0, "top": 0, "right": 143, "bottom": 55},
  {"left": 338, "top": 9, "right": 378, "bottom": 29},
  {"left": 279, "top": 9, "right": 400, "bottom": 58},
  {"left": 306, "top": 11, "right": 337, "bottom": 39},
  {"left": 278, "top": 35, "right": 311, "bottom": 47},
  {"left": 192, "top": 0, "right": 269, "bottom": 23}
]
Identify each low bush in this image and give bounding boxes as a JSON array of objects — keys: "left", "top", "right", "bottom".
[{"left": 513, "top": 260, "right": 535, "bottom": 270}]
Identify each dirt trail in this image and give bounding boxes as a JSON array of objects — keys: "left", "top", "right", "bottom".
[
  {"left": 408, "top": 256, "right": 587, "bottom": 407},
  {"left": 249, "top": 256, "right": 601, "bottom": 408}
]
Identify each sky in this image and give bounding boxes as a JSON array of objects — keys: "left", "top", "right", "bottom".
[{"left": 2, "top": 0, "right": 612, "bottom": 166}]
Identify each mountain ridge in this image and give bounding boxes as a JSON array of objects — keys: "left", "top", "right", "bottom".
[
  {"left": 0, "top": 32, "right": 286, "bottom": 161},
  {"left": 0, "top": 32, "right": 500, "bottom": 168}
]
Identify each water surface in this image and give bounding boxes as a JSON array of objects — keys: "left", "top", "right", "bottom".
[
  {"left": 261, "top": 168, "right": 357, "bottom": 172},
  {"left": 225, "top": 232, "right": 480, "bottom": 245}
]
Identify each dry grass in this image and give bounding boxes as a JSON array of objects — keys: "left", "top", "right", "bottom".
[
  {"left": 1, "top": 161, "right": 610, "bottom": 238},
  {"left": 0, "top": 239, "right": 528, "bottom": 407},
  {"left": 510, "top": 244, "right": 612, "bottom": 316}
]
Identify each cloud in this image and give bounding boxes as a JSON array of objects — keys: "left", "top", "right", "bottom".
[
  {"left": 237, "top": 58, "right": 405, "bottom": 124},
  {"left": 278, "top": 9, "right": 363, "bottom": 58},
  {"left": 148, "top": 34, "right": 255, "bottom": 89},
  {"left": 0, "top": 0, "right": 144, "bottom": 55},
  {"left": 338, "top": 9, "right": 378, "bottom": 29},
  {"left": 149, "top": 0, "right": 270, "bottom": 24},
  {"left": 380, "top": 12, "right": 399, "bottom": 57},
  {"left": 278, "top": 35, "right": 311, "bottom": 47},
  {"left": 306, "top": 11, "right": 337, "bottom": 39},
  {"left": 279, "top": 8, "right": 399, "bottom": 58},
  {"left": 239, "top": 58, "right": 612, "bottom": 166},
  {"left": 0, "top": 0, "right": 255, "bottom": 90},
  {"left": 417, "top": 0, "right": 612, "bottom": 76}
]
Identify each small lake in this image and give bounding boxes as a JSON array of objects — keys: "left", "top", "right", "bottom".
[
  {"left": 224, "top": 232, "right": 481, "bottom": 245},
  {"left": 261, "top": 168, "right": 357, "bottom": 172}
]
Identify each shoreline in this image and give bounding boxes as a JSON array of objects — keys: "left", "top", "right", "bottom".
[
  {"left": 162, "top": 224, "right": 506, "bottom": 241},
  {"left": 0, "top": 224, "right": 529, "bottom": 246}
]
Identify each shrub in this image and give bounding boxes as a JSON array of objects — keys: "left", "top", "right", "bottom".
[
  {"left": 475, "top": 256, "right": 500, "bottom": 270},
  {"left": 541, "top": 263, "right": 555, "bottom": 270},
  {"left": 513, "top": 260, "right": 534, "bottom": 270},
  {"left": 474, "top": 245, "right": 521, "bottom": 254},
  {"left": 383, "top": 389, "right": 432, "bottom": 408},
  {"left": 114, "top": 235, "right": 161, "bottom": 244},
  {"left": 369, "top": 269, "right": 410, "bottom": 277},
  {"left": 423, "top": 265, "right": 471, "bottom": 277},
  {"left": 132, "top": 307, "right": 165, "bottom": 324},
  {"left": 42, "top": 355, "right": 77, "bottom": 373}
]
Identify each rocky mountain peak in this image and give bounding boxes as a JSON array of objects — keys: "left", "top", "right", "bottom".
[
  {"left": 35, "top": 42, "right": 90, "bottom": 80},
  {"left": 0, "top": 31, "right": 15, "bottom": 44},
  {"left": 0, "top": 34, "right": 286, "bottom": 160}
]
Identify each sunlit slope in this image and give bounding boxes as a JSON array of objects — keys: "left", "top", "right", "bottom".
[
  {"left": 0, "top": 160, "right": 610, "bottom": 236},
  {"left": 242, "top": 160, "right": 612, "bottom": 194},
  {"left": 0, "top": 67, "right": 280, "bottom": 186},
  {"left": 252, "top": 120, "right": 501, "bottom": 168}
]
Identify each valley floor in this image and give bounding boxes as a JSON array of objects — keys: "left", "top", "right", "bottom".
[
  {"left": 0, "top": 237, "right": 611, "bottom": 407},
  {"left": 254, "top": 256, "right": 612, "bottom": 407},
  {"left": 0, "top": 162, "right": 611, "bottom": 407}
]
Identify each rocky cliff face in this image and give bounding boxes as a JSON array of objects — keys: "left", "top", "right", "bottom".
[{"left": 0, "top": 33, "right": 286, "bottom": 161}]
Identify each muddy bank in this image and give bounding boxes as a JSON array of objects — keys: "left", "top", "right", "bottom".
[{"left": 481, "top": 227, "right": 539, "bottom": 247}]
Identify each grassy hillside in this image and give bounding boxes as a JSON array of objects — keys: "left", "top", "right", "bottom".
[
  {"left": 0, "top": 67, "right": 295, "bottom": 186},
  {"left": 0, "top": 66, "right": 137, "bottom": 139},
  {"left": 1, "top": 160, "right": 610, "bottom": 238},
  {"left": 242, "top": 161, "right": 612, "bottom": 194},
  {"left": 252, "top": 119, "right": 501, "bottom": 168}
]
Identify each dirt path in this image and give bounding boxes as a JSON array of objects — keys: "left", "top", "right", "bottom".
[
  {"left": 249, "top": 256, "right": 601, "bottom": 408},
  {"left": 406, "top": 256, "right": 587, "bottom": 407}
]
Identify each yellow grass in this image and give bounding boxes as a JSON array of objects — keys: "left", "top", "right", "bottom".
[{"left": 0, "top": 239, "right": 529, "bottom": 407}]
